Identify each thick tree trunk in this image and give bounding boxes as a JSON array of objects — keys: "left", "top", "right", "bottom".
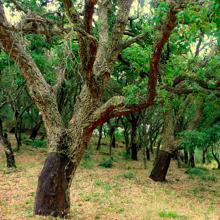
[
  {"left": 34, "top": 85, "right": 99, "bottom": 218},
  {"left": 150, "top": 105, "right": 175, "bottom": 181},
  {"left": 34, "top": 152, "right": 74, "bottom": 218},
  {"left": 149, "top": 150, "right": 172, "bottom": 181}
]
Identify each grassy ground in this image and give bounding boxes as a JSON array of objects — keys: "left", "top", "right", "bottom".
[{"left": 0, "top": 139, "right": 220, "bottom": 220}]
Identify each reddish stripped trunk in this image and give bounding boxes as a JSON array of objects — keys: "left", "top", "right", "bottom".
[
  {"left": 34, "top": 152, "right": 74, "bottom": 218},
  {"left": 149, "top": 150, "right": 172, "bottom": 181}
]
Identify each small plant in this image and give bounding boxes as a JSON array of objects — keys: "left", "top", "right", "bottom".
[
  {"left": 23, "top": 138, "right": 46, "bottom": 148},
  {"left": 121, "top": 151, "right": 131, "bottom": 160},
  {"left": 118, "top": 171, "right": 135, "bottom": 179},
  {"left": 159, "top": 211, "right": 182, "bottom": 219},
  {"left": 201, "top": 175, "right": 216, "bottom": 182},
  {"left": 186, "top": 167, "right": 217, "bottom": 182},
  {"left": 186, "top": 167, "right": 208, "bottom": 176},
  {"left": 81, "top": 149, "right": 94, "bottom": 169},
  {"left": 99, "top": 158, "right": 113, "bottom": 168}
]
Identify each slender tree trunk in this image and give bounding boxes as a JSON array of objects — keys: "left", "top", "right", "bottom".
[
  {"left": 96, "top": 125, "right": 103, "bottom": 150},
  {"left": 14, "top": 110, "right": 22, "bottom": 151},
  {"left": 184, "top": 149, "right": 188, "bottom": 165},
  {"left": 130, "top": 114, "right": 139, "bottom": 160},
  {"left": 146, "top": 147, "right": 150, "bottom": 160},
  {"left": 202, "top": 150, "right": 206, "bottom": 164},
  {"left": 211, "top": 146, "right": 220, "bottom": 169},
  {"left": 188, "top": 151, "right": 195, "bottom": 167},
  {"left": 0, "top": 119, "right": 16, "bottom": 168},
  {"left": 30, "top": 118, "right": 43, "bottom": 140},
  {"left": 143, "top": 145, "right": 147, "bottom": 169},
  {"left": 124, "top": 128, "right": 130, "bottom": 155}
]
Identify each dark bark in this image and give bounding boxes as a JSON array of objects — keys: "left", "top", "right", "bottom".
[
  {"left": 34, "top": 152, "right": 74, "bottom": 218},
  {"left": 212, "top": 146, "right": 220, "bottom": 169},
  {"left": 96, "top": 125, "right": 103, "bottom": 150},
  {"left": 131, "top": 143, "right": 138, "bottom": 160},
  {"left": 149, "top": 150, "right": 172, "bottom": 181},
  {"left": 109, "top": 126, "right": 116, "bottom": 149},
  {"left": 188, "top": 152, "right": 195, "bottom": 168},
  {"left": 15, "top": 114, "right": 22, "bottom": 151},
  {"left": 184, "top": 149, "right": 188, "bottom": 165},
  {"left": 146, "top": 147, "right": 150, "bottom": 160},
  {"left": 155, "top": 139, "right": 161, "bottom": 164},
  {"left": 129, "top": 114, "right": 139, "bottom": 160},
  {"left": 0, "top": 119, "right": 16, "bottom": 168},
  {"left": 202, "top": 150, "right": 206, "bottom": 164},
  {"left": 30, "top": 118, "right": 43, "bottom": 139}
]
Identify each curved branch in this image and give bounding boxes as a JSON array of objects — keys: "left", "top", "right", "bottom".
[{"left": 147, "top": 6, "right": 178, "bottom": 106}]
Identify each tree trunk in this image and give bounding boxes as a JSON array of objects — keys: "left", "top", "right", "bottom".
[
  {"left": 146, "top": 147, "right": 150, "bottom": 160},
  {"left": 211, "top": 146, "right": 220, "bottom": 169},
  {"left": 188, "top": 152, "right": 195, "bottom": 167},
  {"left": 184, "top": 149, "right": 188, "bottom": 165},
  {"left": 149, "top": 150, "right": 172, "bottom": 181},
  {"left": 34, "top": 85, "right": 99, "bottom": 218},
  {"left": 0, "top": 119, "right": 16, "bottom": 168},
  {"left": 131, "top": 143, "right": 138, "bottom": 160},
  {"left": 30, "top": 118, "right": 43, "bottom": 140},
  {"left": 34, "top": 152, "right": 74, "bottom": 218},
  {"left": 124, "top": 129, "right": 130, "bottom": 155},
  {"left": 130, "top": 114, "right": 139, "bottom": 160},
  {"left": 15, "top": 111, "right": 22, "bottom": 151},
  {"left": 96, "top": 126, "right": 103, "bottom": 150},
  {"left": 150, "top": 105, "right": 175, "bottom": 181}
]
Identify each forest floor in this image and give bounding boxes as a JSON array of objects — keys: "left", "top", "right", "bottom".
[{"left": 0, "top": 138, "right": 220, "bottom": 220}]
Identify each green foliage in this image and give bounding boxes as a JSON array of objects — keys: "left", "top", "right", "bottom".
[
  {"left": 23, "top": 138, "right": 46, "bottom": 148},
  {"left": 81, "top": 149, "right": 94, "bottom": 169},
  {"left": 159, "top": 211, "right": 183, "bottom": 219},
  {"left": 118, "top": 171, "right": 135, "bottom": 180},
  {"left": 186, "top": 167, "right": 217, "bottom": 182},
  {"left": 186, "top": 167, "right": 208, "bottom": 176},
  {"left": 99, "top": 158, "right": 113, "bottom": 168}
]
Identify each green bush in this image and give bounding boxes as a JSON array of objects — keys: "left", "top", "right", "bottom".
[
  {"left": 186, "top": 167, "right": 217, "bottom": 182},
  {"left": 81, "top": 149, "right": 94, "bottom": 169},
  {"left": 118, "top": 171, "right": 135, "bottom": 180},
  {"left": 186, "top": 167, "right": 208, "bottom": 176},
  {"left": 23, "top": 138, "right": 46, "bottom": 148},
  {"left": 99, "top": 158, "right": 113, "bottom": 168},
  {"left": 159, "top": 211, "right": 183, "bottom": 219}
]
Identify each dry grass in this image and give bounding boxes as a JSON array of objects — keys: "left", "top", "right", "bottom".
[{"left": 0, "top": 141, "right": 220, "bottom": 220}]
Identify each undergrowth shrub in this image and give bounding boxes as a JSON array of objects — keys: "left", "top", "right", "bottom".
[{"left": 99, "top": 158, "right": 113, "bottom": 168}]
